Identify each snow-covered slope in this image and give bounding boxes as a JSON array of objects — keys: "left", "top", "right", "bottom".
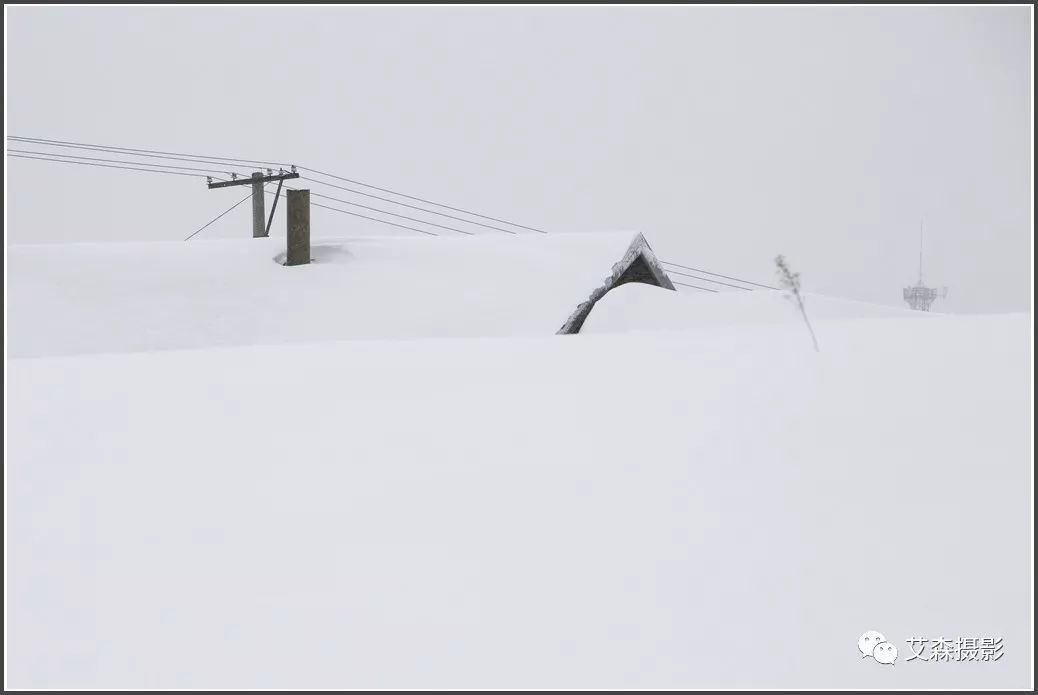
[
  {"left": 7, "top": 232, "right": 667, "bottom": 357},
  {"left": 6, "top": 311, "right": 1031, "bottom": 689}
]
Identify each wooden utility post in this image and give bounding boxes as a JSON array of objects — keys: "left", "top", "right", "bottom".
[
  {"left": 286, "top": 189, "right": 310, "bottom": 266},
  {"left": 206, "top": 168, "right": 299, "bottom": 238},
  {"left": 251, "top": 172, "right": 265, "bottom": 238}
]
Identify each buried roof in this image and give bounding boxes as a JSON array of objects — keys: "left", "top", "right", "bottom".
[{"left": 8, "top": 231, "right": 674, "bottom": 357}]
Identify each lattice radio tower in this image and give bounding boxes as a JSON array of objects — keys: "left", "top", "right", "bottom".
[{"left": 903, "top": 221, "right": 947, "bottom": 311}]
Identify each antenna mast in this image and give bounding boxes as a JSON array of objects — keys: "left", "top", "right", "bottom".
[
  {"left": 918, "top": 220, "right": 924, "bottom": 285},
  {"left": 903, "top": 219, "right": 945, "bottom": 311}
]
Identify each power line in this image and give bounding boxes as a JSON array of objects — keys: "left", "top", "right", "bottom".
[
  {"left": 8, "top": 134, "right": 548, "bottom": 234},
  {"left": 264, "top": 185, "right": 438, "bottom": 236},
  {"left": 299, "top": 166, "right": 549, "bottom": 234},
  {"left": 672, "top": 280, "right": 719, "bottom": 292},
  {"left": 185, "top": 193, "right": 253, "bottom": 241},
  {"left": 298, "top": 175, "right": 516, "bottom": 235},
  {"left": 263, "top": 181, "right": 465, "bottom": 235},
  {"left": 7, "top": 153, "right": 209, "bottom": 178},
  {"left": 7, "top": 137, "right": 282, "bottom": 174},
  {"left": 7, "top": 148, "right": 255, "bottom": 177},
  {"left": 9, "top": 149, "right": 783, "bottom": 266},
  {"left": 10, "top": 146, "right": 781, "bottom": 287},
  {"left": 311, "top": 203, "right": 438, "bottom": 237},
  {"left": 661, "top": 260, "right": 778, "bottom": 290},
  {"left": 305, "top": 189, "right": 474, "bottom": 236},
  {"left": 7, "top": 149, "right": 443, "bottom": 238},
  {"left": 664, "top": 267, "right": 753, "bottom": 291},
  {"left": 11, "top": 137, "right": 783, "bottom": 285},
  {"left": 7, "top": 135, "right": 291, "bottom": 170},
  {"left": 8, "top": 142, "right": 779, "bottom": 288}
]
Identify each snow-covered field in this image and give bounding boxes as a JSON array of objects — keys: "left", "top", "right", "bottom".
[{"left": 5, "top": 235, "right": 1032, "bottom": 688}]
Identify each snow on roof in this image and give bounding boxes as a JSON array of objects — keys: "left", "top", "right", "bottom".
[{"left": 8, "top": 231, "right": 664, "bottom": 357}]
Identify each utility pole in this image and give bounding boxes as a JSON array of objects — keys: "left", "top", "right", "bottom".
[
  {"left": 251, "top": 172, "right": 265, "bottom": 238},
  {"left": 206, "top": 168, "right": 299, "bottom": 238}
]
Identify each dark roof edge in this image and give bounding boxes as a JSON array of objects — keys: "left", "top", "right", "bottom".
[{"left": 556, "top": 233, "right": 676, "bottom": 335}]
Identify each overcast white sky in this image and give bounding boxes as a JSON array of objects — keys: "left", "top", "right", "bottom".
[{"left": 5, "top": 6, "right": 1032, "bottom": 313}]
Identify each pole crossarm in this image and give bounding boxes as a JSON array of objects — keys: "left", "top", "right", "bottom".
[{"left": 207, "top": 172, "right": 299, "bottom": 189}]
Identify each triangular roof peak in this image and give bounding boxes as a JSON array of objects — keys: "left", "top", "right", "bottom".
[{"left": 558, "top": 232, "right": 675, "bottom": 334}]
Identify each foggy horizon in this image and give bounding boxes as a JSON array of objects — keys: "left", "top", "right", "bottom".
[{"left": 5, "top": 5, "right": 1032, "bottom": 313}]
